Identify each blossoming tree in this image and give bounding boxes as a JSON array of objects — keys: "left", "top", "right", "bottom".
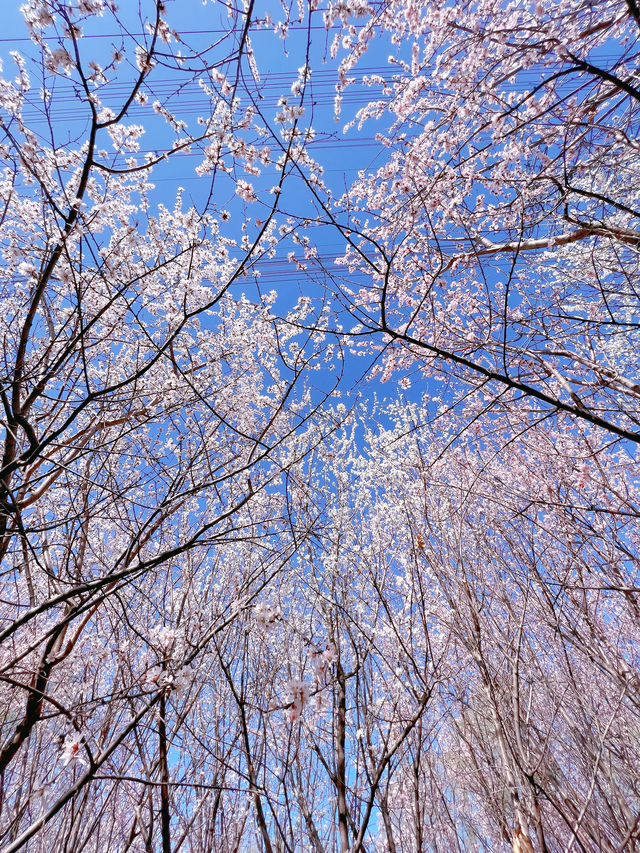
[
  {"left": 0, "top": 0, "right": 337, "bottom": 850},
  {"left": 1, "top": 0, "right": 639, "bottom": 851},
  {"left": 330, "top": 0, "right": 640, "bottom": 446}
]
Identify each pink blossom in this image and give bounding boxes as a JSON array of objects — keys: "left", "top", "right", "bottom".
[{"left": 236, "top": 180, "right": 257, "bottom": 203}]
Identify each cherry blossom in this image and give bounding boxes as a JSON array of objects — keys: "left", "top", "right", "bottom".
[{"left": 1, "top": 0, "right": 639, "bottom": 851}]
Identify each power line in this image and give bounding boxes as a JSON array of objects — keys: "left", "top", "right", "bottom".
[{"left": 0, "top": 23, "right": 359, "bottom": 43}]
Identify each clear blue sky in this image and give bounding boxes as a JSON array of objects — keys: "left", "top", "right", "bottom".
[{"left": 0, "top": 1, "right": 425, "bottom": 421}]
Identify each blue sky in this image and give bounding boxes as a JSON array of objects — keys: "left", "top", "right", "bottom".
[{"left": 0, "top": 1, "right": 445, "bottom": 430}]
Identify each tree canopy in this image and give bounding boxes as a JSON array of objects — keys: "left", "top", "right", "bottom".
[{"left": 1, "top": 1, "right": 639, "bottom": 851}]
